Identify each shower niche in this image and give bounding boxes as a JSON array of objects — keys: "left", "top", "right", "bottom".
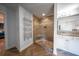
[{"left": 23, "top": 17, "right": 32, "bottom": 41}]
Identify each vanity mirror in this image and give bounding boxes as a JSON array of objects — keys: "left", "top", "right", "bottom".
[{"left": 57, "top": 15, "right": 79, "bottom": 37}]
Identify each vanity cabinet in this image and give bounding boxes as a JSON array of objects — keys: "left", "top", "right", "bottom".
[
  {"left": 56, "top": 35, "right": 65, "bottom": 49},
  {"left": 56, "top": 35, "right": 79, "bottom": 55},
  {"left": 56, "top": 35, "right": 70, "bottom": 50},
  {"left": 69, "top": 37, "right": 79, "bottom": 55}
]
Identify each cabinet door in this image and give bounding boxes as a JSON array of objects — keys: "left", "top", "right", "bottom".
[
  {"left": 68, "top": 37, "right": 79, "bottom": 55},
  {"left": 64, "top": 38, "right": 69, "bottom": 51},
  {"left": 56, "top": 35, "right": 65, "bottom": 49},
  {"left": 63, "top": 36, "right": 73, "bottom": 51}
]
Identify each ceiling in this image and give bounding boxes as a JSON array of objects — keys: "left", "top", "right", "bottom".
[
  {"left": 57, "top": 3, "right": 79, "bottom": 12},
  {"left": 21, "top": 3, "right": 54, "bottom": 18},
  {"left": 2, "top": 3, "right": 54, "bottom": 18},
  {"left": 57, "top": 3, "right": 79, "bottom": 18}
]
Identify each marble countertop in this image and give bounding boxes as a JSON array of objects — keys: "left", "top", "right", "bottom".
[{"left": 58, "top": 31, "right": 79, "bottom": 37}]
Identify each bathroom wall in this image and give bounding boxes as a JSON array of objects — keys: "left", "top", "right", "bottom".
[
  {"left": 18, "top": 6, "right": 33, "bottom": 52},
  {"left": 6, "top": 6, "right": 18, "bottom": 49},
  {"left": 33, "top": 15, "right": 54, "bottom": 41},
  {"left": 33, "top": 16, "right": 41, "bottom": 40},
  {"left": 41, "top": 16, "right": 54, "bottom": 41}
]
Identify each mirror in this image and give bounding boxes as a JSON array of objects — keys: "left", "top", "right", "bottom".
[{"left": 57, "top": 15, "right": 79, "bottom": 36}]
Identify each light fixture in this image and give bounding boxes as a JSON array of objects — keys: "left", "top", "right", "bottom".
[
  {"left": 0, "top": 14, "right": 4, "bottom": 20},
  {"left": 57, "top": 4, "right": 79, "bottom": 18},
  {"left": 0, "top": 12, "right": 5, "bottom": 20},
  {"left": 42, "top": 13, "right": 46, "bottom": 16},
  {"left": 0, "top": 11, "right": 5, "bottom": 23}
]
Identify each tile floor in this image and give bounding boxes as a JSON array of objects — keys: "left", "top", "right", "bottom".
[
  {"left": 0, "top": 38, "right": 78, "bottom": 56},
  {"left": 0, "top": 39, "right": 5, "bottom": 56},
  {"left": 57, "top": 49, "right": 78, "bottom": 56},
  {"left": 0, "top": 39, "right": 54, "bottom": 56}
]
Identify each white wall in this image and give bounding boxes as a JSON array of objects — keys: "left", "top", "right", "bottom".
[
  {"left": 0, "top": 4, "right": 19, "bottom": 49},
  {"left": 18, "top": 6, "right": 33, "bottom": 52},
  {"left": 6, "top": 6, "right": 19, "bottom": 49}
]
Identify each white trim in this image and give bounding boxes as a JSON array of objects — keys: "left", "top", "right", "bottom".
[
  {"left": 53, "top": 3, "right": 57, "bottom": 55},
  {"left": 19, "top": 41, "right": 33, "bottom": 52}
]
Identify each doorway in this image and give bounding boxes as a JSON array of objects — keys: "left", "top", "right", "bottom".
[
  {"left": 0, "top": 10, "right": 5, "bottom": 55},
  {"left": 33, "top": 15, "right": 54, "bottom": 55}
]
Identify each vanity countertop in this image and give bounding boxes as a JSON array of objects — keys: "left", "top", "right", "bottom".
[{"left": 58, "top": 31, "right": 79, "bottom": 37}]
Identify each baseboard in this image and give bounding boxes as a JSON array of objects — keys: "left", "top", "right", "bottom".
[
  {"left": 19, "top": 41, "right": 33, "bottom": 52},
  {"left": 57, "top": 48, "right": 78, "bottom": 56},
  {"left": 53, "top": 48, "right": 57, "bottom": 56}
]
